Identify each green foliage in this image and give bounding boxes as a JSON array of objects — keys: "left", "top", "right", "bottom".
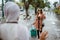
[
  {"left": 53, "top": 8, "right": 60, "bottom": 15},
  {"left": 21, "top": 0, "right": 50, "bottom": 9},
  {"left": 28, "top": 0, "right": 33, "bottom": 4},
  {"left": 16, "top": 2, "right": 21, "bottom": 6},
  {"left": 21, "top": 0, "right": 50, "bottom": 15},
  {"left": 28, "top": 0, "right": 50, "bottom": 14},
  {"left": 45, "top": 2, "right": 50, "bottom": 8},
  {"left": 22, "top": 0, "right": 25, "bottom": 3},
  {"left": 29, "top": 5, "right": 34, "bottom": 9},
  {"left": 28, "top": 0, "right": 50, "bottom": 9},
  {"left": 53, "top": 2, "right": 58, "bottom": 7}
]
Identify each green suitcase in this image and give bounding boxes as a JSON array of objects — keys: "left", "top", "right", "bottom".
[{"left": 30, "top": 26, "right": 37, "bottom": 37}]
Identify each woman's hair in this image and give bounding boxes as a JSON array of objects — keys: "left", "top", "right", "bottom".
[{"left": 37, "top": 9, "right": 43, "bottom": 15}]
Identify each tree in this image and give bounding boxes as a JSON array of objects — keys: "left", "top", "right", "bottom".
[
  {"left": 25, "top": 1, "right": 29, "bottom": 18},
  {"left": 16, "top": 2, "right": 21, "bottom": 8},
  {"left": 21, "top": 0, "right": 30, "bottom": 19},
  {"left": 53, "top": 2, "right": 58, "bottom": 7},
  {"left": 28, "top": 0, "right": 50, "bottom": 14},
  {"left": 2, "top": 0, "right": 4, "bottom": 17},
  {"left": 45, "top": 2, "right": 50, "bottom": 7},
  {"left": 21, "top": 0, "right": 50, "bottom": 18}
]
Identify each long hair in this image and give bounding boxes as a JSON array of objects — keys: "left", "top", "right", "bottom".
[{"left": 37, "top": 8, "right": 43, "bottom": 15}]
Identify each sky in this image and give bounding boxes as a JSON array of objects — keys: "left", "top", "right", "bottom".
[{"left": 48, "top": 0, "right": 59, "bottom": 4}]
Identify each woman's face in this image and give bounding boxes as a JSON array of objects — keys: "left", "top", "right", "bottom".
[
  {"left": 38, "top": 9, "right": 43, "bottom": 14},
  {"left": 38, "top": 10, "right": 40, "bottom": 14}
]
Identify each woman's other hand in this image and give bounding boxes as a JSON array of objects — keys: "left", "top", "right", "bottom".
[{"left": 40, "top": 31, "right": 48, "bottom": 40}]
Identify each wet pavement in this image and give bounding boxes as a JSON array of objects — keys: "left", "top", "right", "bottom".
[{"left": 19, "top": 10, "right": 60, "bottom": 40}]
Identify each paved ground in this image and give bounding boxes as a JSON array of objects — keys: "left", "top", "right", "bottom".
[{"left": 19, "top": 10, "right": 60, "bottom": 40}]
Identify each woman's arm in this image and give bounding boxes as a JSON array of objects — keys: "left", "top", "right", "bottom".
[
  {"left": 33, "top": 15, "right": 38, "bottom": 25},
  {"left": 43, "top": 14, "right": 46, "bottom": 19}
]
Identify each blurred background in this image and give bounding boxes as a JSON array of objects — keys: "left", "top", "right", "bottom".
[{"left": 0, "top": 0, "right": 60, "bottom": 40}]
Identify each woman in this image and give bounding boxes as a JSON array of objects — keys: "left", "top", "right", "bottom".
[
  {"left": 37, "top": 9, "right": 46, "bottom": 32},
  {"left": 33, "top": 8, "right": 46, "bottom": 39},
  {"left": 33, "top": 8, "right": 46, "bottom": 33},
  {"left": 0, "top": 1, "right": 29, "bottom": 40}
]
